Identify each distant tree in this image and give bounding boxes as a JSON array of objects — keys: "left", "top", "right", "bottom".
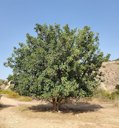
[{"left": 4, "top": 24, "right": 110, "bottom": 111}]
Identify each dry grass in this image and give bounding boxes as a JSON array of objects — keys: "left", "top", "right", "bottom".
[{"left": 0, "top": 90, "right": 32, "bottom": 102}]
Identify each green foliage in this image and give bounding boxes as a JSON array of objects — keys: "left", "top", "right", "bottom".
[
  {"left": 4, "top": 24, "right": 110, "bottom": 110},
  {"left": 7, "top": 74, "right": 14, "bottom": 82}
]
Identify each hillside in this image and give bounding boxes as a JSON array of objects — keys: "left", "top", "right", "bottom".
[{"left": 100, "top": 61, "right": 119, "bottom": 91}]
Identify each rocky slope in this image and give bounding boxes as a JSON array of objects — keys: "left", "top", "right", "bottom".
[
  {"left": 0, "top": 79, "right": 10, "bottom": 90},
  {"left": 100, "top": 61, "right": 119, "bottom": 91}
]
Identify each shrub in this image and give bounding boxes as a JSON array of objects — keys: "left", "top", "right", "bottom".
[
  {"left": 93, "top": 89, "right": 119, "bottom": 101},
  {"left": 0, "top": 89, "right": 32, "bottom": 101}
]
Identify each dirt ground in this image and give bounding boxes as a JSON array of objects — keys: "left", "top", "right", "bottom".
[{"left": 0, "top": 95, "right": 119, "bottom": 128}]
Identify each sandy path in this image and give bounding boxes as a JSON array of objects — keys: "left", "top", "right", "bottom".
[
  {"left": 0, "top": 96, "right": 42, "bottom": 128},
  {"left": 0, "top": 95, "right": 119, "bottom": 128},
  {"left": 0, "top": 96, "right": 79, "bottom": 128}
]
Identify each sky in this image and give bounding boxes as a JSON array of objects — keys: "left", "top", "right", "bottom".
[{"left": 0, "top": 0, "right": 119, "bottom": 79}]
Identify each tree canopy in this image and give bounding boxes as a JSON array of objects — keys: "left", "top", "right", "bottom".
[{"left": 5, "top": 24, "right": 110, "bottom": 111}]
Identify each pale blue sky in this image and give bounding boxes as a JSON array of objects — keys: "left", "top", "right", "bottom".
[{"left": 0, "top": 0, "right": 119, "bottom": 79}]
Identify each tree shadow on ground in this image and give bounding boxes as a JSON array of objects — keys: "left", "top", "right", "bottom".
[
  {"left": 0, "top": 104, "right": 14, "bottom": 110},
  {"left": 28, "top": 102, "right": 103, "bottom": 114}
]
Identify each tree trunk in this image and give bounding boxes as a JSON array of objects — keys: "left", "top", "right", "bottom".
[{"left": 52, "top": 98, "right": 59, "bottom": 112}]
